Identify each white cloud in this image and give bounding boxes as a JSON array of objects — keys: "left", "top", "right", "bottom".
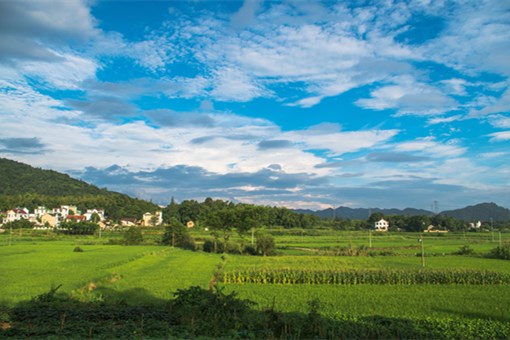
[
  {"left": 469, "top": 87, "right": 510, "bottom": 117},
  {"left": 210, "top": 67, "right": 267, "bottom": 102},
  {"left": 0, "top": 0, "right": 98, "bottom": 63},
  {"left": 440, "top": 78, "right": 469, "bottom": 96},
  {"left": 427, "top": 115, "right": 463, "bottom": 125},
  {"left": 356, "top": 76, "right": 458, "bottom": 116},
  {"left": 393, "top": 137, "right": 466, "bottom": 158},
  {"left": 488, "top": 131, "right": 510, "bottom": 142},
  {"left": 283, "top": 124, "right": 399, "bottom": 156},
  {"left": 19, "top": 52, "right": 97, "bottom": 89},
  {"left": 489, "top": 114, "right": 510, "bottom": 129},
  {"left": 421, "top": 1, "right": 510, "bottom": 76}
]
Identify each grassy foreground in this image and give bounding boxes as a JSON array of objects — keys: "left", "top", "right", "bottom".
[{"left": 1, "top": 231, "right": 509, "bottom": 338}]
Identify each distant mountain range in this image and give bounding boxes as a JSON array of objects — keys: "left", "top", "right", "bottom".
[
  {"left": 295, "top": 202, "right": 510, "bottom": 222},
  {"left": 1, "top": 158, "right": 509, "bottom": 222}
]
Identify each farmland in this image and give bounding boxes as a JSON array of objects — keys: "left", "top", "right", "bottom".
[{"left": 1, "top": 229, "right": 509, "bottom": 338}]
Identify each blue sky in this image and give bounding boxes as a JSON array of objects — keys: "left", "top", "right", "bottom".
[{"left": 1, "top": 0, "right": 509, "bottom": 210}]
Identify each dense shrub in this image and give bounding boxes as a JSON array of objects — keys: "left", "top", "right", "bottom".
[
  {"left": 123, "top": 226, "right": 143, "bottom": 245},
  {"left": 161, "top": 218, "right": 196, "bottom": 250},
  {"left": 256, "top": 234, "right": 276, "bottom": 256},
  {"left": 488, "top": 244, "right": 510, "bottom": 260},
  {"left": 243, "top": 244, "right": 257, "bottom": 255},
  {"left": 73, "top": 246, "right": 84, "bottom": 252}
]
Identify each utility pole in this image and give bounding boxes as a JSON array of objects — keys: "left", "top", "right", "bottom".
[
  {"left": 9, "top": 225, "right": 12, "bottom": 246},
  {"left": 369, "top": 229, "right": 372, "bottom": 248},
  {"left": 419, "top": 236, "right": 425, "bottom": 268},
  {"left": 491, "top": 217, "right": 494, "bottom": 242},
  {"left": 251, "top": 228, "right": 255, "bottom": 245},
  {"left": 499, "top": 231, "right": 503, "bottom": 248}
]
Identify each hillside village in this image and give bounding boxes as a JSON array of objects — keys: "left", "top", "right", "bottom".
[
  {"left": 2, "top": 206, "right": 490, "bottom": 234},
  {"left": 0, "top": 205, "right": 163, "bottom": 230}
]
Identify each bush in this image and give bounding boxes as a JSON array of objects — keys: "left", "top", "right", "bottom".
[
  {"left": 453, "top": 245, "right": 475, "bottom": 255},
  {"left": 73, "top": 246, "right": 84, "bottom": 252},
  {"left": 123, "top": 227, "right": 143, "bottom": 245},
  {"left": 162, "top": 218, "right": 196, "bottom": 250},
  {"left": 488, "top": 244, "right": 510, "bottom": 260},
  {"left": 256, "top": 234, "right": 276, "bottom": 256},
  {"left": 243, "top": 245, "right": 257, "bottom": 255},
  {"left": 171, "top": 286, "right": 254, "bottom": 337},
  {"left": 202, "top": 239, "right": 215, "bottom": 253}
]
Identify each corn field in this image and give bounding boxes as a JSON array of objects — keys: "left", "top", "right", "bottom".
[{"left": 223, "top": 269, "right": 510, "bottom": 285}]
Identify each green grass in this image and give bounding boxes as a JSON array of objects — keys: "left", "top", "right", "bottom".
[
  {"left": 88, "top": 248, "right": 221, "bottom": 304},
  {"left": 222, "top": 284, "right": 510, "bottom": 321},
  {"left": 224, "top": 254, "right": 510, "bottom": 273},
  {"left": 0, "top": 240, "right": 162, "bottom": 304},
  {"left": 1, "top": 230, "right": 509, "bottom": 325},
  {"left": 0, "top": 237, "right": 221, "bottom": 305}
]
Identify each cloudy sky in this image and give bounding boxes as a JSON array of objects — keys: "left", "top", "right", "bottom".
[{"left": 1, "top": 0, "right": 509, "bottom": 210}]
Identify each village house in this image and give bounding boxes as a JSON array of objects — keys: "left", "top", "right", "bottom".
[
  {"left": 84, "top": 209, "right": 106, "bottom": 221},
  {"left": 120, "top": 217, "right": 137, "bottom": 227},
  {"left": 374, "top": 218, "right": 389, "bottom": 232},
  {"left": 1, "top": 205, "right": 106, "bottom": 228},
  {"left": 66, "top": 215, "right": 87, "bottom": 223},
  {"left": 141, "top": 211, "right": 163, "bottom": 227},
  {"left": 424, "top": 225, "right": 448, "bottom": 233},
  {"left": 41, "top": 213, "right": 60, "bottom": 228},
  {"left": 51, "top": 205, "right": 80, "bottom": 219},
  {"left": 5, "top": 208, "right": 30, "bottom": 223},
  {"left": 469, "top": 221, "right": 482, "bottom": 229},
  {"left": 34, "top": 206, "right": 47, "bottom": 217}
]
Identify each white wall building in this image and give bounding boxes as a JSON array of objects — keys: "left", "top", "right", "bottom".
[
  {"left": 374, "top": 218, "right": 389, "bottom": 232},
  {"left": 5, "top": 208, "right": 30, "bottom": 223},
  {"left": 84, "top": 209, "right": 105, "bottom": 221}
]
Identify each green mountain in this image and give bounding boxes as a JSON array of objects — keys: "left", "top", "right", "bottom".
[
  {"left": 0, "top": 158, "right": 159, "bottom": 220},
  {"left": 440, "top": 202, "right": 510, "bottom": 222},
  {"left": 295, "top": 206, "right": 434, "bottom": 220}
]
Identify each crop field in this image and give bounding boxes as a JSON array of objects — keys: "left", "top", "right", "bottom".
[
  {"left": 0, "top": 235, "right": 221, "bottom": 305},
  {"left": 1, "top": 230, "right": 509, "bottom": 327}
]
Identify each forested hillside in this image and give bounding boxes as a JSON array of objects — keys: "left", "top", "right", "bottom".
[
  {"left": 440, "top": 203, "right": 510, "bottom": 222},
  {"left": 0, "top": 158, "right": 159, "bottom": 220}
]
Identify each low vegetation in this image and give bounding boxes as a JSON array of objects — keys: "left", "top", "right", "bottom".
[
  {"left": 2, "top": 285, "right": 509, "bottom": 339},
  {"left": 224, "top": 268, "right": 510, "bottom": 285}
]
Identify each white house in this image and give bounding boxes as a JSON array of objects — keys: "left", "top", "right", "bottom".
[
  {"left": 84, "top": 209, "right": 105, "bottom": 221},
  {"left": 469, "top": 221, "right": 482, "bottom": 229},
  {"left": 34, "top": 206, "right": 47, "bottom": 218},
  {"left": 141, "top": 211, "right": 163, "bottom": 227},
  {"left": 51, "top": 205, "right": 79, "bottom": 219},
  {"left": 374, "top": 218, "right": 389, "bottom": 232},
  {"left": 5, "top": 208, "right": 30, "bottom": 223}
]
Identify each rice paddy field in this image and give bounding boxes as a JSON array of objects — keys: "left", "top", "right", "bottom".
[{"left": 1, "top": 229, "right": 509, "bottom": 324}]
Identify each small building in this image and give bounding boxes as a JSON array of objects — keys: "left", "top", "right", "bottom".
[
  {"left": 424, "top": 225, "right": 449, "bottom": 233},
  {"left": 186, "top": 221, "right": 195, "bottom": 228},
  {"left": 52, "top": 205, "right": 79, "bottom": 219},
  {"left": 5, "top": 208, "right": 30, "bottom": 223},
  {"left": 41, "top": 213, "right": 60, "bottom": 228},
  {"left": 34, "top": 206, "right": 47, "bottom": 217},
  {"left": 141, "top": 211, "right": 163, "bottom": 227},
  {"left": 374, "top": 218, "right": 389, "bottom": 232},
  {"left": 469, "top": 221, "right": 482, "bottom": 229},
  {"left": 66, "top": 215, "right": 87, "bottom": 223},
  {"left": 120, "top": 218, "right": 137, "bottom": 227},
  {"left": 84, "top": 209, "right": 106, "bottom": 221}
]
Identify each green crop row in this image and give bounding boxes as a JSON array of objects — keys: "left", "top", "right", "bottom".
[{"left": 224, "top": 269, "right": 510, "bottom": 285}]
